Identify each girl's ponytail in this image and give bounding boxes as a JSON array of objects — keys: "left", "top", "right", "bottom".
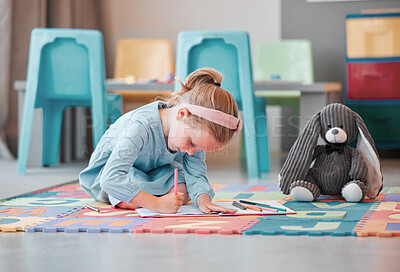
[{"left": 168, "top": 68, "right": 223, "bottom": 106}]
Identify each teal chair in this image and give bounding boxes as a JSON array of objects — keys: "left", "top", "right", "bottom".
[
  {"left": 175, "top": 30, "right": 270, "bottom": 179},
  {"left": 254, "top": 40, "right": 314, "bottom": 150},
  {"left": 17, "top": 28, "right": 122, "bottom": 174}
]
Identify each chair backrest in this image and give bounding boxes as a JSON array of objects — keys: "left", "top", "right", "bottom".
[
  {"left": 175, "top": 31, "right": 263, "bottom": 178},
  {"left": 254, "top": 40, "right": 314, "bottom": 84},
  {"left": 114, "top": 39, "right": 174, "bottom": 80},
  {"left": 175, "top": 30, "right": 255, "bottom": 106},
  {"left": 27, "top": 28, "right": 106, "bottom": 102}
]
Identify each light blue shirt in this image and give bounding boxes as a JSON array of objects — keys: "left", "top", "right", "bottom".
[{"left": 79, "top": 101, "right": 215, "bottom": 207}]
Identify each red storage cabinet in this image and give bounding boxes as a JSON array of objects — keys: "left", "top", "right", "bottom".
[
  {"left": 346, "top": 11, "right": 400, "bottom": 148},
  {"left": 347, "top": 61, "right": 400, "bottom": 100}
]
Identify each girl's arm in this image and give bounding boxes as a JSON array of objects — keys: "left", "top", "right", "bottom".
[
  {"left": 119, "top": 190, "right": 184, "bottom": 214},
  {"left": 197, "top": 194, "right": 237, "bottom": 214},
  {"left": 100, "top": 121, "right": 185, "bottom": 213}
]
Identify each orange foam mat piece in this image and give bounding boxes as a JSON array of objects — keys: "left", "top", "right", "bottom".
[
  {"left": 132, "top": 216, "right": 260, "bottom": 235},
  {"left": 354, "top": 220, "right": 400, "bottom": 237},
  {"left": 0, "top": 216, "right": 53, "bottom": 232}
]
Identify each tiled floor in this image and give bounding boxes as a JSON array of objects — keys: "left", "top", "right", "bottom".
[{"left": 1, "top": 140, "right": 400, "bottom": 272}]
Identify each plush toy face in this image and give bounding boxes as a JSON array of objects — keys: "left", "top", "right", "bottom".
[{"left": 319, "top": 104, "right": 357, "bottom": 145}]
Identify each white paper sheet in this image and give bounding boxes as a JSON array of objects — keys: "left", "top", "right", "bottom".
[{"left": 135, "top": 200, "right": 295, "bottom": 217}]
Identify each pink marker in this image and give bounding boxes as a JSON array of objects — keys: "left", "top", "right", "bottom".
[{"left": 174, "top": 168, "right": 178, "bottom": 195}]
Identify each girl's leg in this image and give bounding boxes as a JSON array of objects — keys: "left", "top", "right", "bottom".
[
  {"left": 118, "top": 183, "right": 190, "bottom": 209},
  {"left": 116, "top": 202, "right": 140, "bottom": 210},
  {"left": 167, "top": 183, "right": 190, "bottom": 204}
]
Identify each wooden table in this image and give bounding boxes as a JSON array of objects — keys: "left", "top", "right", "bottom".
[
  {"left": 14, "top": 79, "right": 342, "bottom": 130},
  {"left": 104, "top": 79, "right": 342, "bottom": 129},
  {"left": 15, "top": 78, "right": 342, "bottom": 131},
  {"left": 14, "top": 79, "right": 342, "bottom": 165}
]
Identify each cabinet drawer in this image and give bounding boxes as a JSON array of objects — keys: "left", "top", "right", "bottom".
[
  {"left": 350, "top": 104, "right": 400, "bottom": 146},
  {"left": 346, "top": 16, "right": 400, "bottom": 58},
  {"left": 347, "top": 62, "right": 400, "bottom": 100}
]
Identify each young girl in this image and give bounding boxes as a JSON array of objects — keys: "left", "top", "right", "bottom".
[{"left": 79, "top": 68, "right": 241, "bottom": 214}]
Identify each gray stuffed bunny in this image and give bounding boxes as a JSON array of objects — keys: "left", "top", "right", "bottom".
[{"left": 279, "top": 103, "right": 383, "bottom": 202}]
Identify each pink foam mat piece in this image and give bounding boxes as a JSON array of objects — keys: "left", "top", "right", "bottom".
[
  {"left": 132, "top": 216, "right": 260, "bottom": 235},
  {"left": 48, "top": 184, "right": 85, "bottom": 192},
  {"left": 39, "top": 191, "right": 91, "bottom": 198},
  {"left": 367, "top": 210, "right": 400, "bottom": 222}
]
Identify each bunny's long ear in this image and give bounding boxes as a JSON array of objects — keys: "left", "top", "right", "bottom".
[
  {"left": 279, "top": 112, "right": 321, "bottom": 194},
  {"left": 354, "top": 112, "right": 383, "bottom": 199}
]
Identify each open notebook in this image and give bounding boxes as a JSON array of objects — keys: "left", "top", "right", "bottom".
[{"left": 135, "top": 200, "right": 295, "bottom": 218}]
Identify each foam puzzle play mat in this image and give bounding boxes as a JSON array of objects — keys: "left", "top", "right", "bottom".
[{"left": 1, "top": 183, "right": 399, "bottom": 236}]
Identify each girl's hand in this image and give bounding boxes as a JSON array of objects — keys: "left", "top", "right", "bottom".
[
  {"left": 156, "top": 192, "right": 184, "bottom": 214},
  {"left": 197, "top": 194, "right": 237, "bottom": 214}
]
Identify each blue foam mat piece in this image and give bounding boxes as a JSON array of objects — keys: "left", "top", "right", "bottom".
[
  {"left": 243, "top": 218, "right": 358, "bottom": 236},
  {"left": 383, "top": 194, "right": 400, "bottom": 202},
  {"left": 26, "top": 217, "right": 150, "bottom": 233}
]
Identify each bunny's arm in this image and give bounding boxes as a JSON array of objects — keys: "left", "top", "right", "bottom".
[
  {"left": 312, "top": 145, "right": 325, "bottom": 161},
  {"left": 349, "top": 148, "right": 368, "bottom": 181}
]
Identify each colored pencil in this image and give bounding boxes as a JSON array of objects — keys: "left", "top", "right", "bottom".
[
  {"left": 85, "top": 204, "right": 100, "bottom": 212},
  {"left": 241, "top": 203, "right": 263, "bottom": 212},
  {"left": 239, "top": 199, "right": 287, "bottom": 212},
  {"left": 232, "top": 201, "right": 247, "bottom": 210},
  {"left": 174, "top": 168, "right": 178, "bottom": 195}
]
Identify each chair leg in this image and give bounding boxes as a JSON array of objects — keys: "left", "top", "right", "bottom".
[
  {"left": 255, "top": 97, "right": 270, "bottom": 172},
  {"left": 106, "top": 94, "right": 123, "bottom": 125},
  {"left": 239, "top": 99, "right": 271, "bottom": 173},
  {"left": 282, "top": 99, "right": 300, "bottom": 151},
  {"left": 91, "top": 96, "right": 107, "bottom": 148},
  {"left": 42, "top": 103, "right": 64, "bottom": 166},
  {"left": 241, "top": 101, "right": 261, "bottom": 179},
  {"left": 17, "top": 99, "right": 37, "bottom": 174}
]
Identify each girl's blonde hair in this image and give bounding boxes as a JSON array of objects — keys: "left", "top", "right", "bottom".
[{"left": 167, "top": 68, "right": 239, "bottom": 144}]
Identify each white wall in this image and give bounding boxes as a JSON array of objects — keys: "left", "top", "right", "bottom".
[
  {"left": 98, "top": 0, "right": 283, "bottom": 153},
  {"left": 99, "top": 0, "right": 281, "bottom": 77}
]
